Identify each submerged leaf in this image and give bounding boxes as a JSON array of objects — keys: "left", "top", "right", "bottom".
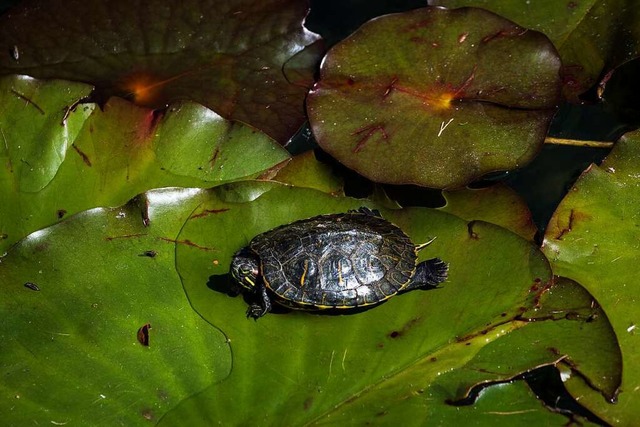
[
  {"left": 307, "top": 7, "right": 561, "bottom": 188},
  {"left": 0, "top": 0, "right": 322, "bottom": 142}
]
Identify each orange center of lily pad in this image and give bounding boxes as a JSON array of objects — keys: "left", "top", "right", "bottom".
[
  {"left": 119, "top": 72, "right": 186, "bottom": 106},
  {"left": 374, "top": 70, "right": 475, "bottom": 113}
]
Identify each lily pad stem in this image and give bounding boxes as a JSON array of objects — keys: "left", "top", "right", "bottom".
[{"left": 544, "top": 137, "right": 614, "bottom": 148}]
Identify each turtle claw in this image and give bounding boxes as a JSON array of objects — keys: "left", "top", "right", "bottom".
[
  {"left": 246, "top": 284, "right": 273, "bottom": 320},
  {"left": 246, "top": 303, "right": 266, "bottom": 320}
]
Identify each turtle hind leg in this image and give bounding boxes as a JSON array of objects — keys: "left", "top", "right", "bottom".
[
  {"left": 405, "top": 258, "right": 449, "bottom": 291},
  {"left": 246, "top": 283, "right": 273, "bottom": 320}
]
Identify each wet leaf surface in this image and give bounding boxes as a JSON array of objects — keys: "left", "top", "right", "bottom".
[
  {"left": 430, "top": 0, "right": 640, "bottom": 99},
  {"left": 0, "top": 188, "right": 232, "bottom": 425},
  {"left": 148, "top": 182, "right": 617, "bottom": 425},
  {"left": 0, "top": 75, "right": 94, "bottom": 192},
  {"left": 543, "top": 129, "right": 640, "bottom": 424},
  {"left": 0, "top": 0, "right": 321, "bottom": 142},
  {"left": 272, "top": 150, "right": 344, "bottom": 194},
  {"left": 521, "top": 278, "right": 621, "bottom": 403},
  {"left": 472, "top": 277, "right": 621, "bottom": 403},
  {"left": 307, "top": 7, "right": 561, "bottom": 188},
  {"left": 425, "top": 380, "right": 578, "bottom": 425},
  {"left": 0, "top": 75, "right": 289, "bottom": 253},
  {"left": 301, "top": 277, "right": 618, "bottom": 425},
  {"left": 441, "top": 183, "right": 537, "bottom": 240}
]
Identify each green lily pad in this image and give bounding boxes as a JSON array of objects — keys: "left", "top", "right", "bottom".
[
  {"left": 0, "top": 188, "right": 232, "bottom": 425},
  {"left": 524, "top": 277, "right": 621, "bottom": 403},
  {"left": 0, "top": 75, "right": 289, "bottom": 253},
  {"left": 0, "top": 75, "right": 94, "bottom": 192},
  {"left": 543, "top": 129, "right": 640, "bottom": 424},
  {"left": 149, "top": 182, "right": 616, "bottom": 424},
  {"left": 425, "top": 380, "right": 578, "bottom": 425},
  {"left": 446, "top": 276, "right": 621, "bottom": 404},
  {"left": 0, "top": 0, "right": 322, "bottom": 142},
  {"left": 267, "top": 277, "right": 618, "bottom": 425},
  {"left": 307, "top": 6, "right": 561, "bottom": 189},
  {"left": 430, "top": 0, "right": 640, "bottom": 99},
  {"left": 441, "top": 183, "right": 537, "bottom": 240},
  {"left": 272, "top": 150, "right": 344, "bottom": 195}
]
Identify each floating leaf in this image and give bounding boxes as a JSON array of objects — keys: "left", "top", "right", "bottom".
[
  {"left": 0, "top": 75, "right": 289, "bottom": 253},
  {"left": 441, "top": 183, "right": 537, "bottom": 240},
  {"left": 430, "top": 0, "right": 640, "bottom": 99},
  {"left": 0, "top": 188, "right": 232, "bottom": 425},
  {"left": 148, "top": 182, "right": 615, "bottom": 424},
  {"left": 272, "top": 150, "right": 344, "bottom": 194},
  {"left": 0, "top": 75, "right": 94, "bottom": 192},
  {"left": 319, "top": 278, "right": 617, "bottom": 424},
  {"left": 424, "top": 380, "right": 576, "bottom": 425},
  {"left": 444, "top": 276, "right": 621, "bottom": 404},
  {"left": 543, "top": 129, "right": 640, "bottom": 424},
  {"left": 307, "top": 7, "right": 561, "bottom": 188},
  {"left": 0, "top": 0, "right": 322, "bottom": 142}
]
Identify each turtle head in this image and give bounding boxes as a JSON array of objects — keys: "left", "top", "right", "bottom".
[{"left": 231, "top": 248, "right": 260, "bottom": 291}]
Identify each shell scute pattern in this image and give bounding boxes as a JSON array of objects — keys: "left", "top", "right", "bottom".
[{"left": 249, "top": 212, "right": 417, "bottom": 308}]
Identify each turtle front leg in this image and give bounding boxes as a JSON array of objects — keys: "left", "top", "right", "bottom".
[{"left": 246, "top": 283, "right": 273, "bottom": 320}]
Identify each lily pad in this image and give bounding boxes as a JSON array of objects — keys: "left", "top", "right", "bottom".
[
  {"left": 0, "top": 75, "right": 94, "bottom": 192},
  {"left": 0, "top": 188, "right": 232, "bottom": 425},
  {"left": 425, "top": 380, "right": 578, "bottom": 425},
  {"left": 318, "top": 277, "right": 618, "bottom": 425},
  {"left": 444, "top": 276, "right": 621, "bottom": 404},
  {"left": 441, "top": 183, "right": 537, "bottom": 240},
  {"left": 0, "top": 75, "right": 289, "bottom": 253},
  {"left": 272, "top": 150, "right": 344, "bottom": 195},
  {"left": 307, "top": 6, "right": 561, "bottom": 189},
  {"left": 0, "top": 0, "right": 322, "bottom": 142},
  {"left": 150, "top": 182, "right": 617, "bottom": 424},
  {"left": 430, "top": 0, "right": 640, "bottom": 99},
  {"left": 543, "top": 129, "right": 640, "bottom": 424}
]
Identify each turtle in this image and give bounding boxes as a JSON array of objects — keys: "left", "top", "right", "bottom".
[{"left": 230, "top": 208, "right": 448, "bottom": 319}]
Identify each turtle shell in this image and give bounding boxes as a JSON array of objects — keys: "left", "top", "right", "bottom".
[{"left": 248, "top": 211, "right": 418, "bottom": 308}]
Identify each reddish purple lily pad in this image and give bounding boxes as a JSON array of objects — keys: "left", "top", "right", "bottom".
[
  {"left": 307, "top": 7, "right": 561, "bottom": 188},
  {"left": 0, "top": 0, "right": 321, "bottom": 143}
]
